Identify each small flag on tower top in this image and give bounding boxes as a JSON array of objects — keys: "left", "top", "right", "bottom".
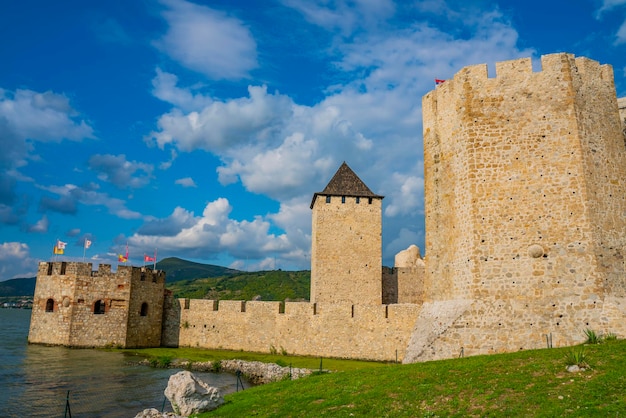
[
  {"left": 57, "top": 240, "right": 67, "bottom": 249},
  {"left": 84, "top": 239, "right": 91, "bottom": 249},
  {"left": 435, "top": 79, "right": 446, "bottom": 85}
]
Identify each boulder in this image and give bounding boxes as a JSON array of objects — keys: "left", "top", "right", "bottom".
[
  {"left": 164, "top": 371, "right": 224, "bottom": 416},
  {"left": 134, "top": 408, "right": 181, "bottom": 418}
]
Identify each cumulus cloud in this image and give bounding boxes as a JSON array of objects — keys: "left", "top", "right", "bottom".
[
  {"left": 175, "top": 177, "right": 197, "bottom": 188},
  {"left": 88, "top": 154, "right": 154, "bottom": 189},
  {"left": 0, "top": 242, "right": 37, "bottom": 281},
  {"left": 155, "top": 0, "right": 257, "bottom": 79},
  {"left": 127, "top": 198, "right": 297, "bottom": 264},
  {"left": 150, "top": 85, "right": 293, "bottom": 153},
  {"left": 152, "top": 69, "right": 214, "bottom": 112}
]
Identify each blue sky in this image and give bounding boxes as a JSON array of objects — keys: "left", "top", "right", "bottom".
[{"left": 1, "top": 0, "right": 625, "bottom": 280}]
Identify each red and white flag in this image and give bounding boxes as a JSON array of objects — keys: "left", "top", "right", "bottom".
[
  {"left": 84, "top": 239, "right": 92, "bottom": 249},
  {"left": 57, "top": 240, "right": 67, "bottom": 249},
  {"left": 144, "top": 255, "right": 156, "bottom": 262}
]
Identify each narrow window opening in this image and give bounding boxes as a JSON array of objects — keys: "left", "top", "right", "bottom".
[
  {"left": 45, "top": 298, "right": 54, "bottom": 312},
  {"left": 140, "top": 273, "right": 146, "bottom": 281},
  {"left": 385, "top": 305, "right": 389, "bottom": 319},
  {"left": 279, "top": 302, "right": 285, "bottom": 314},
  {"left": 341, "top": 196, "right": 346, "bottom": 204},
  {"left": 368, "top": 197, "right": 373, "bottom": 204},
  {"left": 356, "top": 197, "right": 360, "bottom": 204},
  {"left": 325, "top": 196, "right": 331, "bottom": 203},
  {"left": 351, "top": 305, "right": 355, "bottom": 318},
  {"left": 94, "top": 300, "right": 106, "bottom": 315},
  {"left": 152, "top": 274, "right": 157, "bottom": 283},
  {"left": 241, "top": 301, "right": 246, "bottom": 312},
  {"left": 313, "top": 303, "right": 318, "bottom": 315},
  {"left": 60, "top": 262, "right": 67, "bottom": 275},
  {"left": 46, "top": 262, "right": 53, "bottom": 275},
  {"left": 140, "top": 302, "right": 148, "bottom": 316}
]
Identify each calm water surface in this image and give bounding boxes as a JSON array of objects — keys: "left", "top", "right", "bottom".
[{"left": 0, "top": 309, "right": 243, "bottom": 417}]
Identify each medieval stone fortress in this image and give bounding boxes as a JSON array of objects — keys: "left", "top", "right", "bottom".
[{"left": 29, "top": 53, "right": 626, "bottom": 364}]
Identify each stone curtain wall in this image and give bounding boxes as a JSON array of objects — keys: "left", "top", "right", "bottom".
[
  {"left": 311, "top": 195, "right": 383, "bottom": 305},
  {"left": 29, "top": 262, "right": 165, "bottom": 348},
  {"left": 168, "top": 299, "right": 421, "bottom": 362},
  {"left": 416, "top": 53, "right": 626, "bottom": 361}
]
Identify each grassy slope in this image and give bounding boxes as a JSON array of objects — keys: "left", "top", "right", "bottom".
[
  {"left": 166, "top": 270, "right": 310, "bottom": 301},
  {"left": 194, "top": 340, "right": 626, "bottom": 417}
]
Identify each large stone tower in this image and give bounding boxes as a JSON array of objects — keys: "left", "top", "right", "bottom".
[
  {"left": 410, "top": 53, "right": 626, "bottom": 360},
  {"left": 28, "top": 261, "right": 166, "bottom": 348},
  {"left": 310, "top": 162, "right": 384, "bottom": 305}
]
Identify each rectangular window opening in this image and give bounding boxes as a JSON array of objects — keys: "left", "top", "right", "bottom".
[
  {"left": 356, "top": 197, "right": 360, "bottom": 204},
  {"left": 325, "top": 196, "right": 331, "bottom": 203},
  {"left": 341, "top": 196, "right": 346, "bottom": 204}
]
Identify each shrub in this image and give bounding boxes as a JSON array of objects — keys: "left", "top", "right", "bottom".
[
  {"left": 269, "top": 344, "right": 277, "bottom": 355},
  {"left": 280, "top": 346, "right": 288, "bottom": 356},
  {"left": 564, "top": 347, "right": 589, "bottom": 368},
  {"left": 584, "top": 329, "right": 600, "bottom": 344},
  {"left": 212, "top": 359, "right": 222, "bottom": 373},
  {"left": 604, "top": 332, "right": 618, "bottom": 342}
]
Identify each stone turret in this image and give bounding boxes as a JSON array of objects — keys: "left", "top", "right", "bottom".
[
  {"left": 310, "top": 162, "right": 384, "bottom": 305},
  {"left": 407, "top": 53, "right": 626, "bottom": 361}
]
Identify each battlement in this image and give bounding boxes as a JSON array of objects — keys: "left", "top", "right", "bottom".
[
  {"left": 37, "top": 261, "right": 165, "bottom": 284},
  {"left": 425, "top": 53, "right": 615, "bottom": 103}
]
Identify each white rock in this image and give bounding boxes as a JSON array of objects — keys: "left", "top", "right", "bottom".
[{"left": 164, "top": 371, "right": 224, "bottom": 416}]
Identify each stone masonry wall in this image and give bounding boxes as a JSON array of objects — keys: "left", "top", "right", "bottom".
[
  {"left": 311, "top": 195, "right": 382, "bottom": 305},
  {"left": 416, "top": 53, "right": 626, "bottom": 361},
  {"left": 29, "top": 262, "right": 165, "bottom": 348},
  {"left": 169, "top": 299, "right": 420, "bottom": 362}
]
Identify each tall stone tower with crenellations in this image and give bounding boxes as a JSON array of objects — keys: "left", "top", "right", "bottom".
[
  {"left": 310, "top": 162, "right": 384, "bottom": 305},
  {"left": 405, "top": 53, "right": 626, "bottom": 361},
  {"left": 28, "top": 261, "right": 165, "bottom": 348}
]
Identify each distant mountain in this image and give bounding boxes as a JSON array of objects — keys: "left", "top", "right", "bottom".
[
  {"left": 0, "top": 277, "right": 36, "bottom": 297},
  {"left": 156, "top": 257, "right": 240, "bottom": 283},
  {"left": 166, "top": 269, "right": 311, "bottom": 301}
]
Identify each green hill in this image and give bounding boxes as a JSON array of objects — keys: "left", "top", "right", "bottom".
[
  {"left": 156, "top": 257, "right": 240, "bottom": 283},
  {"left": 166, "top": 270, "right": 310, "bottom": 301},
  {"left": 0, "top": 277, "right": 36, "bottom": 297}
]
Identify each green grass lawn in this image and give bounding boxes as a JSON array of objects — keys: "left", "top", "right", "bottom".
[{"left": 184, "top": 339, "right": 626, "bottom": 417}]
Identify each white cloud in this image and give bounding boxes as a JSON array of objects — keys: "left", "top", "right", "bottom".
[
  {"left": 127, "top": 198, "right": 299, "bottom": 264},
  {"left": 150, "top": 85, "right": 293, "bottom": 153},
  {"left": 88, "top": 154, "right": 154, "bottom": 189},
  {"left": 27, "top": 215, "right": 49, "bottom": 233},
  {"left": 152, "top": 69, "right": 214, "bottom": 112},
  {"left": 0, "top": 242, "right": 37, "bottom": 280},
  {"left": 282, "top": 0, "right": 396, "bottom": 35},
  {"left": 155, "top": 0, "right": 257, "bottom": 79},
  {"left": 0, "top": 88, "right": 94, "bottom": 168},
  {"left": 595, "top": 0, "right": 626, "bottom": 17},
  {"left": 175, "top": 177, "right": 197, "bottom": 188},
  {"left": 616, "top": 20, "right": 626, "bottom": 44}
]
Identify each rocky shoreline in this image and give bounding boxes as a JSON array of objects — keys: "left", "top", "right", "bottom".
[{"left": 136, "top": 358, "right": 314, "bottom": 385}]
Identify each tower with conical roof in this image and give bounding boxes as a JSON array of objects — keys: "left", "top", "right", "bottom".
[{"left": 310, "top": 162, "right": 384, "bottom": 305}]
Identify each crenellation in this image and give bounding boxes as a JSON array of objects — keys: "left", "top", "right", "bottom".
[{"left": 495, "top": 57, "right": 533, "bottom": 78}]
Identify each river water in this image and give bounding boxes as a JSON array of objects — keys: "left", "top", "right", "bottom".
[{"left": 0, "top": 308, "right": 242, "bottom": 417}]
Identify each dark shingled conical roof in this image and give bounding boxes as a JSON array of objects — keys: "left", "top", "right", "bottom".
[{"left": 310, "top": 162, "right": 383, "bottom": 208}]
